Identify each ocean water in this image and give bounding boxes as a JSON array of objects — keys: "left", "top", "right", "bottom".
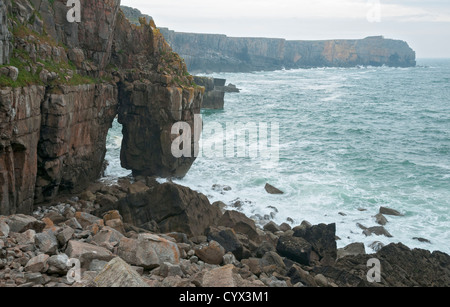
[{"left": 104, "top": 59, "right": 450, "bottom": 254}]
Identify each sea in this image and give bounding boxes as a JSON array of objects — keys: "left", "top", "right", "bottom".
[{"left": 103, "top": 58, "right": 450, "bottom": 254}]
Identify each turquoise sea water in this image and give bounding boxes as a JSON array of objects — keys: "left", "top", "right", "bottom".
[{"left": 105, "top": 59, "right": 450, "bottom": 254}]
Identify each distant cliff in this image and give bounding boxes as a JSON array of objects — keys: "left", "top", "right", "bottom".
[
  {"left": 159, "top": 29, "right": 416, "bottom": 73},
  {"left": 118, "top": 6, "right": 415, "bottom": 73}
]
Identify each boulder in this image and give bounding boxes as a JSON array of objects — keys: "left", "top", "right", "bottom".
[
  {"left": 379, "top": 207, "right": 404, "bottom": 216},
  {"left": 91, "top": 226, "right": 124, "bottom": 249},
  {"left": 207, "top": 227, "right": 244, "bottom": 260},
  {"left": 5, "top": 215, "right": 45, "bottom": 233},
  {"left": 276, "top": 235, "right": 312, "bottom": 265},
  {"left": 159, "top": 262, "right": 184, "bottom": 278},
  {"left": 35, "top": 231, "right": 59, "bottom": 255},
  {"left": 293, "top": 223, "right": 337, "bottom": 263},
  {"left": 264, "top": 183, "right": 284, "bottom": 194},
  {"left": 201, "top": 264, "right": 242, "bottom": 287},
  {"left": 195, "top": 240, "right": 225, "bottom": 265},
  {"left": 0, "top": 219, "right": 10, "bottom": 237},
  {"left": 358, "top": 223, "right": 393, "bottom": 238},
  {"left": 119, "top": 182, "right": 222, "bottom": 237},
  {"left": 218, "top": 210, "right": 260, "bottom": 242},
  {"left": 337, "top": 243, "right": 366, "bottom": 259},
  {"left": 413, "top": 237, "right": 431, "bottom": 244},
  {"left": 263, "top": 221, "right": 281, "bottom": 233},
  {"left": 75, "top": 212, "right": 104, "bottom": 229},
  {"left": 46, "top": 254, "right": 70, "bottom": 275},
  {"left": 287, "top": 264, "right": 317, "bottom": 287},
  {"left": 11, "top": 229, "right": 36, "bottom": 245},
  {"left": 65, "top": 240, "right": 114, "bottom": 268},
  {"left": 56, "top": 227, "right": 75, "bottom": 247},
  {"left": 24, "top": 254, "right": 49, "bottom": 273},
  {"left": 92, "top": 257, "right": 150, "bottom": 287},
  {"left": 369, "top": 241, "right": 385, "bottom": 252},
  {"left": 374, "top": 213, "right": 388, "bottom": 226},
  {"left": 116, "top": 233, "right": 180, "bottom": 269}
]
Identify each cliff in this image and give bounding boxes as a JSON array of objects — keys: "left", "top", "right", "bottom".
[
  {"left": 193, "top": 76, "right": 239, "bottom": 109},
  {"left": 0, "top": 0, "right": 203, "bottom": 215},
  {"left": 159, "top": 29, "right": 417, "bottom": 73}
]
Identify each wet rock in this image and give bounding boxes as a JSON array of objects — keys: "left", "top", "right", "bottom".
[
  {"left": 379, "top": 207, "right": 404, "bottom": 216},
  {"left": 374, "top": 213, "right": 388, "bottom": 226},
  {"left": 413, "top": 237, "right": 431, "bottom": 244},
  {"left": 264, "top": 183, "right": 284, "bottom": 195},
  {"left": 92, "top": 257, "right": 150, "bottom": 287},
  {"left": 279, "top": 223, "right": 292, "bottom": 232},
  {"left": 358, "top": 223, "right": 393, "bottom": 238},
  {"left": 369, "top": 241, "right": 385, "bottom": 252},
  {"left": 263, "top": 221, "right": 281, "bottom": 233}
]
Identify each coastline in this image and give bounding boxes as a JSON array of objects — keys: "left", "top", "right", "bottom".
[{"left": 1, "top": 176, "right": 449, "bottom": 287}]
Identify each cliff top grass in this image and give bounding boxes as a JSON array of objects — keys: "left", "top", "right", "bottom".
[{"left": 1, "top": 11, "right": 104, "bottom": 88}]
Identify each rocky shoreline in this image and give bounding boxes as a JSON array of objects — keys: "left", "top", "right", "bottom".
[{"left": 1, "top": 176, "right": 449, "bottom": 287}]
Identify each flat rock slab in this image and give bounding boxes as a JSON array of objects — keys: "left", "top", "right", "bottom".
[
  {"left": 92, "top": 257, "right": 150, "bottom": 287},
  {"left": 202, "top": 264, "right": 238, "bottom": 287},
  {"left": 5, "top": 214, "right": 45, "bottom": 233},
  {"left": 117, "top": 233, "right": 180, "bottom": 269},
  {"left": 65, "top": 240, "right": 114, "bottom": 268}
]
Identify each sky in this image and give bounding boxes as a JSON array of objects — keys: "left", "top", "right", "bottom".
[{"left": 121, "top": 0, "right": 450, "bottom": 58}]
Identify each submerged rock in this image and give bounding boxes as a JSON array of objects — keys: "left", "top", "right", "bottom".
[
  {"left": 379, "top": 207, "right": 404, "bottom": 217},
  {"left": 264, "top": 183, "right": 284, "bottom": 195}
]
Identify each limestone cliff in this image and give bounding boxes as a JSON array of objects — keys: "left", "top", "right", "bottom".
[
  {"left": 0, "top": 0, "right": 202, "bottom": 215},
  {"left": 159, "top": 28, "right": 416, "bottom": 73}
]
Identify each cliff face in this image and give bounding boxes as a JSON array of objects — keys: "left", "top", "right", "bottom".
[
  {"left": 0, "top": 0, "right": 12, "bottom": 65},
  {"left": 0, "top": 0, "right": 202, "bottom": 215},
  {"left": 159, "top": 28, "right": 416, "bottom": 73}
]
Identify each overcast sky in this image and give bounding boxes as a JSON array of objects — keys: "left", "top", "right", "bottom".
[{"left": 121, "top": 0, "right": 450, "bottom": 58}]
